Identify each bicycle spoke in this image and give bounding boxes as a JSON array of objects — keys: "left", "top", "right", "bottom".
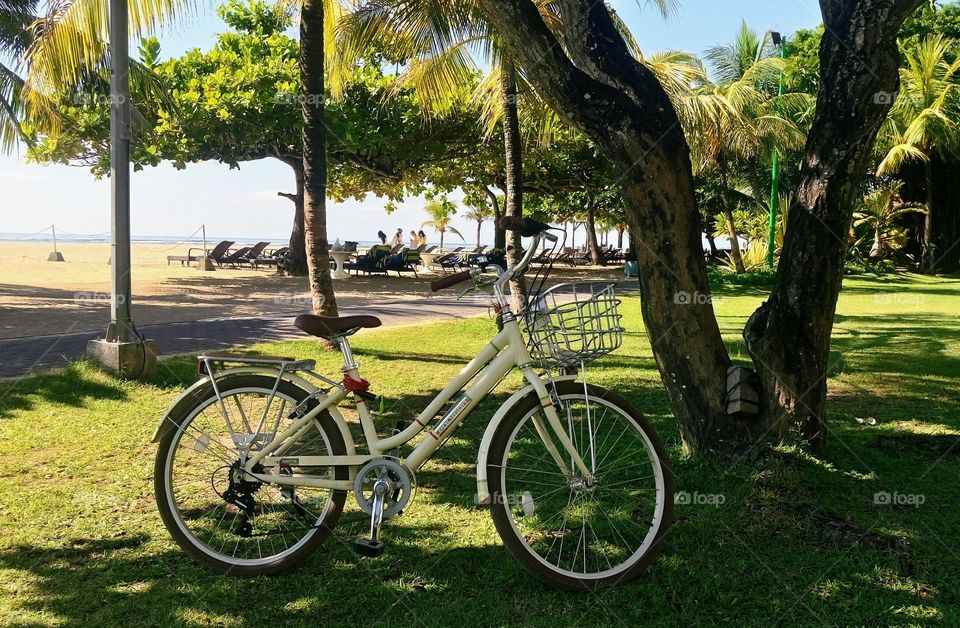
[
  {"left": 164, "top": 386, "right": 340, "bottom": 567},
  {"left": 495, "top": 390, "right": 667, "bottom": 581}
]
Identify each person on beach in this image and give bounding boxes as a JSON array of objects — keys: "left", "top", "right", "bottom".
[
  {"left": 409, "top": 230, "right": 419, "bottom": 248},
  {"left": 390, "top": 229, "right": 403, "bottom": 248},
  {"left": 377, "top": 230, "right": 387, "bottom": 245},
  {"left": 417, "top": 230, "right": 427, "bottom": 248}
]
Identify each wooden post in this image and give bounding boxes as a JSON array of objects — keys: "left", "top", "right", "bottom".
[{"left": 47, "top": 224, "right": 65, "bottom": 261}]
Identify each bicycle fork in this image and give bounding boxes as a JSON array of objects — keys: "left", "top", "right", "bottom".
[{"left": 526, "top": 371, "right": 594, "bottom": 482}]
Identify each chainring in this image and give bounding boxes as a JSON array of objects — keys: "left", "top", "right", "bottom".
[{"left": 352, "top": 458, "right": 414, "bottom": 518}]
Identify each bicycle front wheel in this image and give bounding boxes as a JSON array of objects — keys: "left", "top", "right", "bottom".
[
  {"left": 154, "top": 374, "right": 348, "bottom": 575},
  {"left": 487, "top": 381, "right": 672, "bottom": 589}
]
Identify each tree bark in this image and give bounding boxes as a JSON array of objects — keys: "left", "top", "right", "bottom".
[
  {"left": 277, "top": 159, "right": 308, "bottom": 276},
  {"left": 488, "top": 185, "right": 506, "bottom": 250},
  {"left": 719, "top": 159, "right": 746, "bottom": 273},
  {"left": 922, "top": 159, "right": 936, "bottom": 271},
  {"left": 743, "top": 0, "right": 924, "bottom": 453},
  {"left": 501, "top": 58, "right": 526, "bottom": 311},
  {"left": 585, "top": 190, "right": 606, "bottom": 266},
  {"left": 300, "top": 0, "right": 337, "bottom": 316},
  {"left": 616, "top": 225, "right": 624, "bottom": 250},
  {"left": 478, "top": 0, "right": 924, "bottom": 455},
  {"left": 477, "top": 0, "right": 735, "bottom": 453}
]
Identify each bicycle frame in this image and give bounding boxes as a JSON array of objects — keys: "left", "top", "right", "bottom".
[{"left": 233, "top": 312, "right": 591, "bottom": 493}]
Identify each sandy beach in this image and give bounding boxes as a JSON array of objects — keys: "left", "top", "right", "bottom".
[{"left": 0, "top": 242, "right": 623, "bottom": 340}]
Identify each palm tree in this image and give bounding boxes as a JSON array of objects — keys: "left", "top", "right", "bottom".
[
  {"left": 0, "top": 0, "right": 38, "bottom": 152},
  {"left": 463, "top": 199, "right": 493, "bottom": 247},
  {"left": 422, "top": 195, "right": 464, "bottom": 252},
  {"left": 876, "top": 34, "right": 960, "bottom": 271},
  {"left": 688, "top": 21, "right": 808, "bottom": 273},
  {"left": 854, "top": 180, "right": 926, "bottom": 259},
  {"left": 300, "top": 0, "right": 343, "bottom": 315}
]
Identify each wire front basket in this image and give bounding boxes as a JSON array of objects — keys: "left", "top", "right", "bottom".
[{"left": 523, "top": 282, "right": 624, "bottom": 370}]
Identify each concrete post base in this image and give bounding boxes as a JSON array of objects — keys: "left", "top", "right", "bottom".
[
  {"left": 48, "top": 251, "right": 65, "bottom": 262},
  {"left": 198, "top": 257, "right": 216, "bottom": 271},
  {"left": 87, "top": 339, "right": 157, "bottom": 381}
]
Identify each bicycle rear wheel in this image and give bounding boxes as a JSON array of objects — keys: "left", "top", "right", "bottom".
[
  {"left": 154, "top": 374, "right": 348, "bottom": 575},
  {"left": 487, "top": 381, "right": 672, "bottom": 589}
]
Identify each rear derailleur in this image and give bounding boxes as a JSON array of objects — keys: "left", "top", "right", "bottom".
[{"left": 222, "top": 461, "right": 262, "bottom": 538}]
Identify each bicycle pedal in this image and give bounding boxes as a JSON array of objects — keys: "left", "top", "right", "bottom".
[{"left": 353, "top": 537, "right": 385, "bottom": 558}]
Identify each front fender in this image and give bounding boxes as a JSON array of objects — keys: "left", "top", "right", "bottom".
[
  {"left": 149, "top": 367, "right": 355, "bottom": 457},
  {"left": 475, "top": 375, "right": 578, "bottom": 505}
]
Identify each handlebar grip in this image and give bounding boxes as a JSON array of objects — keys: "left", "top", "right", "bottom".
[
  {"left": 498, "top": 216, "right": 528, "bottom": 232},
  {"left": 430, "top": 270, "right": 473, "bottom": 292},
  {"left": 497, "top": 216, "right": 554, "bottom": 238}
]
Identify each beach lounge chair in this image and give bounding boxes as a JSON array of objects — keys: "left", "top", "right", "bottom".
[
  {"left": 221, "top": 246, "right": 253, "bottom": 268},
  {"left": 167, "top": 240, "right": 233, "bottom": 266},
  {"left": 239, "top": 242, "right": 271, "bottom": 268},
  {"left": 474, "top": 249, "right": 506, "bottom": 271},
  {"left": 440, "top": 246, "right": 476, "bottom": 269},
  {"left": 434, "top": 247, "right": 465, "bottom": 270},
  {"left": 602, "top": 245, "right": 623, "bottom": 264},
  {"left": 555, "top": 247, "right": 588, "bottom": 267},
  {"left": 344, "top": 244, "right": 391, "bottom": 275},
  {"left": 254, "top": 246, "right": 289, "bottom": 270},
  {"left": 386, "top": 248, "right": 423, "bottom": 277}
]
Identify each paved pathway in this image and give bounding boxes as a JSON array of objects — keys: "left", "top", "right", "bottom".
[{"left": 0, "top": 295, "right": 490, "bottom": 379}]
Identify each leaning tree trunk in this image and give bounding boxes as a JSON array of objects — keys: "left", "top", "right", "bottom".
[
  {"left": 476, "top": 221, "right": 482, "bottom": 248},
  {"left": 478, "top": 0, "right": 924, "bottom": 455},
  {"left": 477, "top": 0, "right": 735, "bottom": 453},
  {"left": 616, "top": 225, "right": 624, "bottom": 249},
  {"left": 719, "top": 159, "right": 746, "bottom": 273},
  {"left": 277, "top": 158, "right": 308, "bottom": 276},
  {"left": 922, "top": 160, "right": 936, "bottom": 272},
  {"left": 744, "top": 0, "right": 923, "bottom": 453},
  {"left": 501, "top": 59, "right": 527, "bottom": 311},
  {"left": 300, "top": 0, "right": 337, "bottom": 316},
  {"left": 585, "top": 190, "right": 606, "bottom": 266}
]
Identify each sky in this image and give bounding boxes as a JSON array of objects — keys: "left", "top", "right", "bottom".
[{"left": 1, "top": 0, "right": 824, "bottom": 244}]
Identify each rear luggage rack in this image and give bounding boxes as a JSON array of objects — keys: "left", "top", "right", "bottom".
[{"left": 198, "top": 353, "right": 316, "bottom": 375}]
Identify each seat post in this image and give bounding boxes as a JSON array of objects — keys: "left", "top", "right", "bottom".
[{"left": 335, "top": 335, "right": 360, "bottom": 374}]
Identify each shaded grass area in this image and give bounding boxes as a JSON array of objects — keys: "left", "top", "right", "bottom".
[{"left": 0, "top": 273, "right": 957, "bottom": 625}]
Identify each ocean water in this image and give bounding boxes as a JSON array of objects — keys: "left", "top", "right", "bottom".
[{"left": 0, "top": 232, "right": 400, "bottom": 248}]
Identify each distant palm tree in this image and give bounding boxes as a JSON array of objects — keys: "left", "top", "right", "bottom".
[
  {"left": 854, "top": 181, "right": 926, "bottom": 259},
  {"left": 876, "top": 34, "right": 960, "bottom": 271},
  {"left": 463, "top": 201, "right": 493, "bottom": 248},
  {"left": 422, "top": 196, "right": 464, "bottom": 252},
  {"left": 689, "top": 20, "right": 808, "bottom": 273}
]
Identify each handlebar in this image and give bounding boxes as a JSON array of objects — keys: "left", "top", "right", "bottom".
[
  {"left": 430, "top": 270, "right": 475, "bottom": 292},
  {"left": 431, "top": 217, "right": 557, "bottom": 296},
  {"left": 497, "top": 216, "right": 556, "bottom": 240}
]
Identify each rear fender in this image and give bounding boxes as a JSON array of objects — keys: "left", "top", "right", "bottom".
[
  {"left": 475, "top": 375, "right": 578, "bottom": 505},
  {"left": 150, "top": 367, "right": 355, "bottom": 456}
]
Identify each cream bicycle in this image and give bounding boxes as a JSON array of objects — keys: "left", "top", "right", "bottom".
[{"left": 152, "top": 217, "right": 672, "bottom": 589}]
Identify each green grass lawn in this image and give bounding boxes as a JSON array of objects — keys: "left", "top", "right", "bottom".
[{"left": 1, "top": 273, "right": 958, "bottom": 625}]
